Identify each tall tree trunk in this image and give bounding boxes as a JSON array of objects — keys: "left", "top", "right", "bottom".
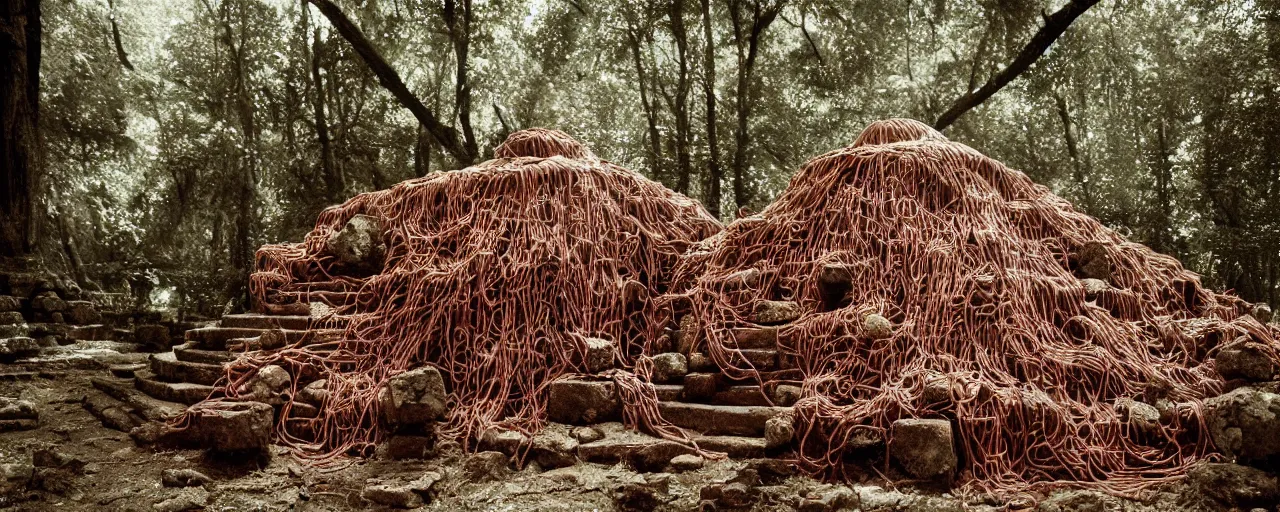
[
  {"left": 700, "top": 0, "right": 721, "bottom": 218},
  {"left": 1149, "top": 119, "right": 1174, "bottom": 255},
  {"left": 303, "top": 2, "right": 340, "bottom": 203},
  {"left": 726, "top": 0, "right": 782, "bottom": 213},
  {"left": 626, "top": 22, "right": 664, "bottom": 182},
  {"left": 933, "top": 0, "right": 1100, "bottom": 130},
  {"left": 442, "top": 0, "right": 478, "bottom": 163},
  {"left": 106, "top": 0, "right": 133, "bottom": 70},
  {"left": 1, "top": 0, "right": 41, "bottom": 258},
  {"left": 1053, "top": 91, "right": 1092, "bottom": 213},
  {"left": 414, "top": 124, "right": 432, "bottom": 177},
  {"left": 306, "top": 0, "right": 474, "bottom": 166},
  {"left": 667, "top": 0, "right": 693, "bottom": 195}
]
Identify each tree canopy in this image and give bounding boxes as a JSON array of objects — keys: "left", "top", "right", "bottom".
[{"left": 20, "top": 0, "right": 1280, "bottom": 312}]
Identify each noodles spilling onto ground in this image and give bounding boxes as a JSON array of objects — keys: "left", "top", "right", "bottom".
[
  {"left": 180, "top": 122, "right": 1278, "bottom": 498},
  {"left": 181, "top": 128, "right": 720, "bottom": 461},
  {"left": 664, "top": 119, "right": 1278, "bottom": 496}
]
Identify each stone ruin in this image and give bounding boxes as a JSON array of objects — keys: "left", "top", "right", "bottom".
[{"left": 11, "top": 123, "right": 1280, "bottom": 511}]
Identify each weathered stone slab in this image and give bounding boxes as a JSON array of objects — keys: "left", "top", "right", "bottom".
[
  {"left": 547, "top": 378, "right": 620, "bottom": 424},
  {"left": 890, "top": 419, "right": 957, "bottom": 480},
  {"left": 657, "top": 402, "right": 789, "bottom": 436}
]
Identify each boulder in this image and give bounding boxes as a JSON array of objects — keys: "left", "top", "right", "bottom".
[
  {"left": 627, "top": 441, "right": 696, "bottom": 473},
  {"left": 463, "top": 451, "right": 511, "bottom": 483},
  {"left": 571, "top": 426, "right": 604, "bottom": 444},
  {"left": 1187, "top": 462, "right": 1280, "bottom": 509},
  {"left": 176, "top": 401, "right": 274, "bottom": 453},
  {"left": 63, "top": 301, "right": 100, "bottom": 325},
  {"left": 584, "top": 337, "right": 616, "bottom": 373},
  {"left": 296, "top": 379, "right": 330, "bottom": 406},
  {"left": 765, "top": 411, "right": 795, "bottom": 450},
  {"left": 687, "top": 352, "right": 715, "bottom": 372},
  {"left": 161, "top": 468, "right": 212, "bottom": 488},
  {"left": 0, "top": 311, "right": 22, "bottom": 325},
  {"left": 651, "top": 353, "right": 688, "bottom": 383},
  {"left": 772, "top": 384, "right": 803, "bottom": 406},
  {"left": 0, "top": 295, "right": 19, "bottom": 312},
  {"left": 547, "top": 379, "right": 620, "bottom": 424},
  {"left": 530, "top": 429, "right": 579, "bottom": 469},
  {"left": 1076, "top": 241, "right": 1112, "bottom": 281},
  {"left": 1253, "top": 304, "right": 1273, "bottom": 324},
  {"left": 0, "top": 397, "right": 37, "bottom": 419},
  {"left": 479, "top": 428, "right": 529, "bottom": 456},
  {"left": 0, "top": 337, "right": 39, "bottom": 361},
  {"left": 753, "top": 300, "right": 801, "bottom": 325},
  {"left": 1216, "top": 340, "right": 1277, "bottom": 382},
  {"left": 30, "top": 292, "right": 66, "bottom": 313},
  {"left": 1115, "top": 398, "right": 1161, "bottom": 435},
  {"left": 0, "top": 323, "right": 27, "bottom": 338},
  {"left": 889, "top": 418, "right": 957, "bottom": 480},
  {"left": 864, "top": 313, "right": 893, "bottom": 340},
  {"left": 669, "top": 454, "right": 704, "bottom": 472},
  {"left": 378, "top": 366, "right": 448, "bottom": 427},
  {"left": 1081, "top": 278, "right": 1109, "bottom": 301},
  {"left": 244, "top": 365, "right": 291, "bottom": 403},
  {"left": 1205, "top": 387, "right": 1280, "bottom": 462},
  {"left": 327, "top": 214, "right": 386, "bottom": 269},
  {"left": 922, "top": 372, "right": 951, "bottom": 403},
  {"left": 377, "top": 435, "right": 434, "bottom": 460}
]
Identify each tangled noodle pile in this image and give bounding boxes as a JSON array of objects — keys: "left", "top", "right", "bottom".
[
  {"left": 183, "top": 122, "right": 1279, "bottom": 498},
  {"left": 184, "top": 128, "right": 720, "bottom": 461},
  {"left": 666, "top": 119, "right": 1279, "bottom": 496}
]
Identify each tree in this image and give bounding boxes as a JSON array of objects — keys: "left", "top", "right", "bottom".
[
  {"left": 700, "top": 0, "right": 722, "bottom": 217},
  {"left": 726, "top": 0, "right": 784, "bottom": 212},
  {"left": 306, "top": 0, "right": 477, "bottom": 166},
  {"left": 1, "top": 0, "right": 41, "bottom": 257},
  {"left": 933, "top": 0, "right": 1100, "bottom": 131}
]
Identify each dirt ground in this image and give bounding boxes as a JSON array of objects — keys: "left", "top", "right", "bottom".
[{"left": 0, "top": 362, "right": 1251, "bottom": 512}]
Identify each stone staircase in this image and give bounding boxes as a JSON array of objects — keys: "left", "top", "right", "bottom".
[
  {"left": 85, "top": 312, "right": 349, "bottom": 433},
  {"left": 548, "top": 301, "right": 805, "bottom": 461}
]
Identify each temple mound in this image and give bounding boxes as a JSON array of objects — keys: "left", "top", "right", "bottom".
[
  {"left": 181, "top": 128, "right": 721, "bottom": 459},
  {"left": 662, "top": 118, "right": 1279, "bottom": 496},
  {"left": 170, "top": 122, "right": 1280, "bottom": 499}
]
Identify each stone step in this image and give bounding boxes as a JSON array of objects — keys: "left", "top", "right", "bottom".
[
  {"left": 91, "top": 376, "right": 186, "bottom": 421},
  {"left": 83, "top": 392, "right": 145, "bottom": 432},
  {"left": 173, "top": 342, "right": 237, "bottom": 365},
  {"left": 185, "top": 327, "right": 266, "bottom": 350},
  {"left": 728, "top": 349, "right": 779, "bottom": 370},
  {"left": 654, "top": 382, "right": 773, "bottom": 407},
  {"left": 691, "top": 434, "right": 767, "bottom": 458},
  {"left": 134, "top": 371, "right": 215, "bottom": 405},
  {"left": 184, "top": 327, "right": 310, "bottom": 350},
  {"left": 150, "top": 352, "right": 225, "bottom": 386},
  {"left": 656, "top": 402, "right": 790, "bottom": 437},
  {"left": 220, "top": 313, "right": 313, "bottom": 331},
  {"left": 0, "top": 337, "right": 40, "bottom": 361},
  {"left": 68, "top": 324, "right": 114, "bottom": 342},
  {"left": 732, "top": 327, "right": 779, "bottom": 349}
]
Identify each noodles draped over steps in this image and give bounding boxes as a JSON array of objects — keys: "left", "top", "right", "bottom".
[
  {"left": 181, "top": 122, "right": 1279, "bottom": 498},
  {"left": 184, "top": 128, "right": 720, "bottom": 461},
  {"left": 663, "top": 118, "right": 1279, "bottom": 497}
]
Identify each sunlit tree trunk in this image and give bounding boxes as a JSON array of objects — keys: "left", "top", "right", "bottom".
[
  {"left": 0, "top": 0, "right": 41, "bottom": 258},
  {"left": 726, "top": 0, "right": 783, "bottom": 213},
  {"left": 699, "top": 0, "right": 721, "bottom": 218}
]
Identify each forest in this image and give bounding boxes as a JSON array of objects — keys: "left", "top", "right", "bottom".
[{"left": 2, "top": 0, "right": 1277, "bottom": 315}]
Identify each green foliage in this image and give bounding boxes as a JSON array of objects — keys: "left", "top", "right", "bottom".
[{"left": 35, "top": 0, "right": 1280, "bottom": 311}]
